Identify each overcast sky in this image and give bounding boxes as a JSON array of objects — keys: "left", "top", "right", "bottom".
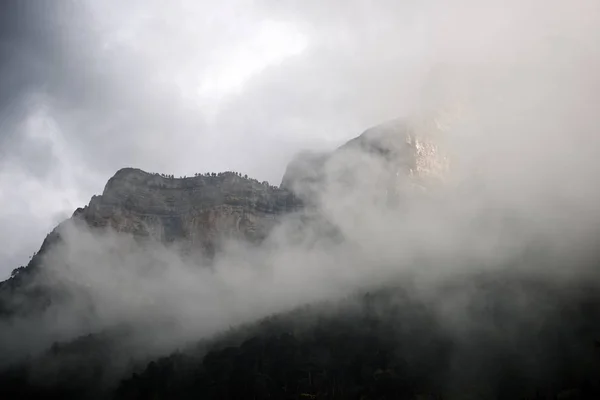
[{"left": 0, "top": 0, "right": 598, "bottom": 278}]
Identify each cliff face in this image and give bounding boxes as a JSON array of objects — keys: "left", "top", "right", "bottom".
[{"left": 75, "top": 169, "right": 301, "bottom": 254}]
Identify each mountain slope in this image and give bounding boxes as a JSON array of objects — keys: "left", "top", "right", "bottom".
[{"left": 2, "top": 118, "right": 600, "bottom": 399}]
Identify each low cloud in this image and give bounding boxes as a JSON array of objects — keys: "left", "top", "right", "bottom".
[{"left": 0, "top": 0, "right": 599, "bottom": 376}]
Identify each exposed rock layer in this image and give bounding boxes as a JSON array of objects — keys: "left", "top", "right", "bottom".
[{"left": 77, "top": 168, "right": 301, "bottom": 254}]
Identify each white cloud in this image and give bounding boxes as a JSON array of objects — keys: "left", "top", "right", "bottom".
[{"left": 197, "top": 20, "right": 308, "bottom": 104}]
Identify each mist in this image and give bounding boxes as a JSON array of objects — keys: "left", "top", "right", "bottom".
[{"left": 1, "top": 1, "right": 600, "bottom": 390}]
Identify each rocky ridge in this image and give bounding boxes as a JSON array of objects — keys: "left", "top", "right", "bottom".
[
  {"left": 75, "top": 169, "right": 301, "bottom": 255},
  {"left": 1, "top": 118, "right": 448, "bottom": 315},
  {"left": 10, "top": 118, "right": 447, "bottom": 270},
  {"left": 281, "top": 118, "right": 449, "bottom": 201}
]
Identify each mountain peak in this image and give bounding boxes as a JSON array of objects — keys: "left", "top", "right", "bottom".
[{"left": 281, "top": 118, "right": 449, "bottom": 201}]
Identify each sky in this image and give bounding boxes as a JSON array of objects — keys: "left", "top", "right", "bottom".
[
  {"left": 1, "top": 1, "right": 600, "bottom": 377},
  {"left": 0, "top": 0, "right": 599, "bottom": 279}
]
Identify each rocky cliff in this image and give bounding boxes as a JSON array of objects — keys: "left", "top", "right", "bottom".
[
  {"left": 75, "top": 118, "right": 448, "bottom": 252},
  {"left": 19, "top": 117, "right": 447, "bottom": 267},
  {"left": 75, "top": 168, "right": 301, "bottom": 255},
  {"left": 0, "top": 118, "right": 448, "bottom": 317}
]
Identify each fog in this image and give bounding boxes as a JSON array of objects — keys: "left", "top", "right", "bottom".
[{"left": 1, "top": 0, "right": 600, "bottom": 378}]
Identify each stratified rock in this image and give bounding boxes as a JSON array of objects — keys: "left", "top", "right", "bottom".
[{"left": 77, "top": 168, "right": 301, "bottom": 254}]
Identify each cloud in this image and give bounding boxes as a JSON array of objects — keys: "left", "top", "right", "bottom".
[
  {"left": 1, "top": 5, "right": 600, "bottom": 397},
  {"left": 2, "top": 104, "right": 599, "bottom": 365},
  {"left": 0, "top": 0, "right": 599, "bottom": 296}
]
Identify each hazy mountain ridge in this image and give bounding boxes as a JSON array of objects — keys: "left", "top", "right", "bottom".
[
  {"left": 2, "top": 118, "right": 440, "bottom": 296},
  {"left": 0, "top": 118, "right": 438, "bottom": 352}
]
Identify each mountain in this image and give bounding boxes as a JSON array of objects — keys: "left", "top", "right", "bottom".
[
  {"left": 281, "top": 118, "right": 449, "bottom": 202},
  {"left": 2, "top": 117, "right": 445, "bottom": 298},
  {"left": 76, "top": 168, "right": 301, "bottom": 253},
  {"left": 2, "top": 118, "right": 600, "bottom": 399}
]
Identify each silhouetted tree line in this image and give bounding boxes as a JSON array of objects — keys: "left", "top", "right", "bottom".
[
  {"left": 8, "top": 251, "right": 38, "bottom": 278},
  {"left": 147, "top": 171, "right": 280, "bottom": 190},
  {"left": 3, "top": 274, "right": 600, "bottom": 399},
  {"left": 115, "top": 293, "right": 452, "bottom": 400},
  {"left": 112, "top": 281, "right": 600, "bottom": 400}
]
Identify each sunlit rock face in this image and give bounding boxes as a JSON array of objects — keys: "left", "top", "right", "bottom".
[
  {"left": 76, "top": 168, "right": 301, "bottom": 254},
  {"left": 281, "top": 118, "right": 450, "bottom": 203},
  {"left": 340, "top": 118, "right": 450, "bottom": 182}
]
